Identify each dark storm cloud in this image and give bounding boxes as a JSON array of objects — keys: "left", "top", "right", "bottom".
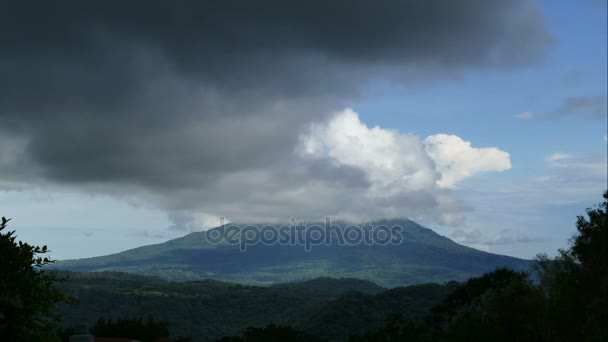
[
  {"left": 2, "top": 1, "right": 550, "bottom": 67},
  {"left": 1, "top": 0, "right": 551, "bottom": 115},
  {"left": 0, "top": 1, "right": 552, "bottom": 222}
]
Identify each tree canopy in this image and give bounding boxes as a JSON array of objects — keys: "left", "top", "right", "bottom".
[
  {"left": 90, "top": 316, "right": 171, "bottom": 342},
  {"left": 0, "top": 217, "right": 75, "bottom": 342}
]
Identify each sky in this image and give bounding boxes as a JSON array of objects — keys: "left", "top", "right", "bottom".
[{"left": 0, "top": 0, "right": 606, "bottom": 260}]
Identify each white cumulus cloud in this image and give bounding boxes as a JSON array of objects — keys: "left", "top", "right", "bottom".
[
  {"left": 299, "top": 108, "right": 512, "bottom": 223},
  {"left": 302, "top": 108, "right": 438, "bottom": 194},
  {"left": 424, "top": 134, "right": 512, "bottom": 188}
]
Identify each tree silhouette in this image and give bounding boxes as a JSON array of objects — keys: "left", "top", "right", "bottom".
[
  {"left": 91, "top": 316, "right": 171, "bottom": 342},
  {"left": 0, "top": 216, "right": 75, "bottom": 341},
  {"left": 217, "top": 324, "right": 322, "bottom": 342},
  {"left": 534, "top": 190, "right": 608, "bottom": 341}
]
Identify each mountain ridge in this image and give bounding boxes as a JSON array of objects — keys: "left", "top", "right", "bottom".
[{"left": 55, "top": 218, "right": 531, "bottom": 287}]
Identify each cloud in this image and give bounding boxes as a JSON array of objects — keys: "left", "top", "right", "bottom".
[
  {"left": 301, "top": 109, "right": 438, "bottom": 193},
  {"left": 451, "top": 228, "right": 484, "bottom": 244},
  {"left": 515, "top": 111, "right": 537, "bottom": 120},
  {"left": 516, "top": 95, "right": 607, "bottom": 120},
  {"left": 546, "top": 152, "right": 573, "bottom": 164},
  {"left": 556, "top": 95, "right": 608, "bottom": 120},
  {"left": 544, "top": 152, "right": 607, "bottom": 181},
  {"left": 451, "top": 228, "right": 546, "bottom": 248},
  {"left": 168, "top": 211, "right": 229, "bottom": 232},
  {"left": 300, "top": 109, "right": 511, "bottom": 224},
  {"left": 0, "top": 1, "right": 546, "bottom": 226},
  {"left": 485, "top": 230, "right": 547, "bottom": 245},
  {"left": 445, "top": 148, "right": 606, "bottom": 257},
  {"left": 303, "top": 110, "right": 512, "bottom": 191},
  {"left": 8, "top": 107, "right": 512, "bottom": 227},
  {"left": 424, "top": 135, "right": 512, "bottom": 188}
]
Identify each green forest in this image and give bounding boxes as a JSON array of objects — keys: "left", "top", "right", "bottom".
[{"left": 1, "top": 191, "right": 606, "bottom": 341}]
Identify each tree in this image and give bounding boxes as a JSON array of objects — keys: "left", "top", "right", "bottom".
[
  {"left": 217, "top": 324, "right": 322, "bottom": 342},
  {"left": 90, "top": 316, "right": 171, "bottom": 342},
  {"left": 426, "top": 268, "right": 544, "bottom": 342},
  {"left": 571, "top": 190, "right": 607, "bottom": 273},
  {"left": 0, "top": 216, "right": 75, "bottom": 341},
  {"left": 534, "top": 190, "right": 608, "bottom": 342}
]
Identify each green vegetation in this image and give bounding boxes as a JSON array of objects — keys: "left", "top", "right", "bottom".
[
  {"left": 56, "top": 273, "right": 406, "bottom": 341},
  {"left": 532, "top": 190, "right": 608, "bottom": 341},
  {"left": 90, "top": 316, "right": 171, "bottom": 342},
  {"left": 55, "top": 219, "right": 531, "bottom": 287},
  {"left": 346, "top": 191, "right": 608, "bottom": 342},
  {"left": 56, "top": 271, "right": 460, "bottom": 341},
  {"left": 298, "top": 282, "right": 459, "bottom": 340},
  {"left": 0, "top": 217, "right": 75, "bottom": 342}
]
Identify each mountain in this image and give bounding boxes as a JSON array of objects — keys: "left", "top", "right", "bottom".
[
  {"left": 57, "top": 272, "right": 450, "bottom": 341},
  {"left": 55, "top": 219, "right": 531, "bottom": 287}
]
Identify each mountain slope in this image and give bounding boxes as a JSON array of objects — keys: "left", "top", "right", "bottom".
[{"left": 55, "top": 219, "right": 531, "bottom": 287}]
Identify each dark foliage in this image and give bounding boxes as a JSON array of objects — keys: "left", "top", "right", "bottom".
[
  {"left": 90, "top": 316, "right": 170, "bottom": 342},
  {"left": 0, "top": 217, "right": 76, "bottom": 342},
  {"left": 301, "top": 282, "right": 458, "bottom": 340},
  {"left": 533, "top": 190, "right": 608, "bottom": 341},
  {"left": 57, "top": 273, "right": 450, "bottom": 341},
  {"left": 216, "top": 324, "right": 323, "bottom": 342}
]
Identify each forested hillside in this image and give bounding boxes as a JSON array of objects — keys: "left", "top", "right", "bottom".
[
  {"left": 57, "top": 272, "right": 452, "bottom": 341},
  {"left": 55, "top": 219, "right": 531, "bottom": 287}
]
